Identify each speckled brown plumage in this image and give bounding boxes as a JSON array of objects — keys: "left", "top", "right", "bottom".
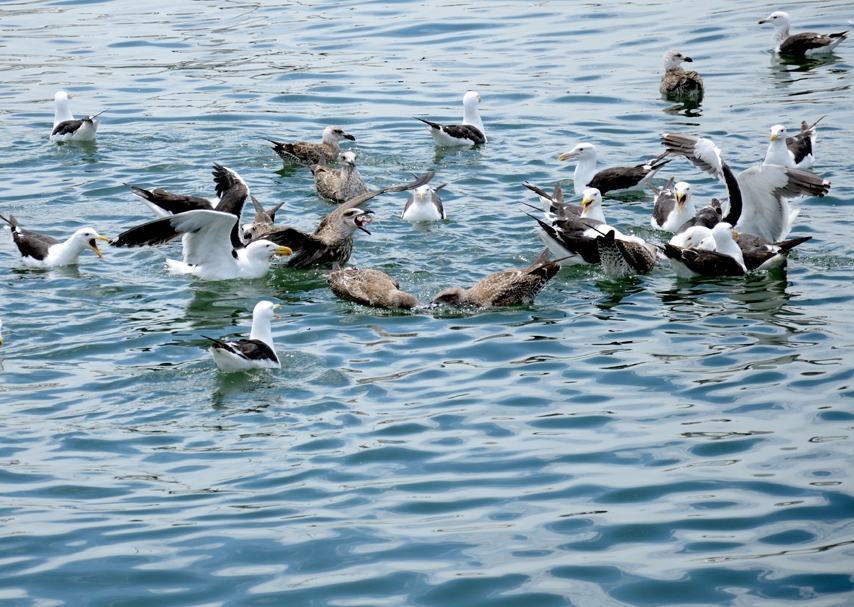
[
  {"left": 432, "top": 249, "right": 560, "bottom": 308},
  {"left": 311, "top": 151, "right": 371, "bottom": 202},
  {"left": 328, "top": 268, "right": 422, "bottom": 309},
  {"left": 265, "top": 126, "right": 355, "bottom": 166},
  {"left": 596, "top": 229, "right": 660, "bottom": 277}
]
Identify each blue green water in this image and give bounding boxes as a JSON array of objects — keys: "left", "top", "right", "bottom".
[{"left": 1, "top": 1, "right": 853, "bottom": 605}]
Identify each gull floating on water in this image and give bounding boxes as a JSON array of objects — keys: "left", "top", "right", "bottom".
[
  {"left": 328, "top": 265, "right": 423, "bottom": 309},
  {"left": 763, "top": 118, "right": 823, "bottom": 169},
  {"left": 265, "top": 126, "right": 356, "bottom": 166},
  {"left": 416, "top": 90, "right": 486, "bottom": 147},
  {"left": 402, "top": 182, "right": 447, "bottom": 221},
  {"left": 660, "top": 50, "right": 704, "bottom": 100},
  {"left": 559, "top": 143, "right": 671, "bottom": 196},
  {"left": 50, "top": 91, "right": 103, "bottom": 142},
  {"left": 1, "top": 214, "right": 108, "bottom": 267},
  {"left": 432, "top": 248, "right": 560, "bottom": 308},
  {"left": 759, "top": 11, "right": 848, "bottom": 55},
  {"left": 204, "top": 301, "right": 282, "bottom": 372},
  {"left": 664, "top": 222, "right": 747, "bottom": 278}
]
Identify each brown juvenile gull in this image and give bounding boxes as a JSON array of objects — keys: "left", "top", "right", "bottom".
[
  {"left": 431, "top": 249, "right": 560, "bottom": 308},
  {"left": 265, "top": 126, "right": 355, "bottom": 166},
  {"left": 660, "top": 50, "right": 704, "bottom": 100},
  {"left": 596, "top": 229, "right": 660, "bottom": 277},
  {"left": 661, "top": 132, "right": 830, "bottom": 242},
  {"left": 559, "top": 143, "right": 671, "bottom": 196},
  {"left": 2, "top": 214, "right": 108, "bottom": 267},
  {"left": 759, "top": 11, "right": 848, "bottom": 55},
  {"left": 328, "top": 265, "right": 423, "bottom": 309},
  {"left": 312, "top": 153, "right": 435, "bottom": 203},
  {"left": 50, "top": 91, "right": 103, "bottom": 142},
  {"left": 254, "top": 192, "right": 378, "bottom": 270},
  {"left": 416, "top": 90, "right": 486, "bottom": 146},
  {"left": 241, "top": 196, "right": 286, "bottom": 245}
]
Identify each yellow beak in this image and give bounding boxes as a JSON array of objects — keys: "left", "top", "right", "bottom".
[
  {"left": 732, "top": 230, "right": 739, "bottom": 239},
  {"left": 770, "top": 133, "right": 777, "bottom": 141},
  {"left": 275, "top": 246, "right": 292, "bottom": 256},
  {"left": 89, "top": 236, "right": 109, "bottom": 258}
]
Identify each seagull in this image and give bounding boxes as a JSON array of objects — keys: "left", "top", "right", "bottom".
[
  {"left": 530, "top": 188, "right": 654, "bottom": 271},
  {"left": 650, "top": 178, "right": 698, "bottom": 232},
  {"left": 669, "top": 224, "right": 714, "bottom": 249},
  {"left": 660, "top": 132, "right": 830, "bottom": 242},
  {"left": 431, "top": 248, "right": 560, "bottom": 308},
  {"left": 125, "top": 184, "right": 215, "bottom": 217},
  {"left": 660, "top": 50, "right": 704, "bottom": 99},
  {"left": 241, "top": 196, "right": 286, "bottom": 245},
  {"left": 759, "top": 11, "right": 848, "bottom": 55},
  {"left": 50, "top": 91, "right": 103, "bottom": 142},
  {"left": 558, "top": 143, "right": 671, "bottom": 196},
  {"left": 763, "top": 118, "right": 823, "bottom": 169},
  {"left": 265, "top": 126, "right": 355, "bottom": 166},
  {"left": 523, "top": 182, "right": 582, "bottom": 219},
  {"left": 596, "top": 229, "right": 661, "bottom": 277},
  {"left": 111, "top": 165, "right": 293, "bottom": 280},
  {"left": 663, "top": 222, "right": 747, "bottom": 278},
  {"left": 402, "top": 182, "right": 447, "bottom": 221},
  {"left": 1, "top": 214, "right": 108, "bottom": 267},
  {"left": 312, "top": 153, "right": 435, "bottom": 203},
  {"left": 416, "top": 90, "right": 486, "bottom": 146},
  {"left": 204, "top": 301, "right": 281, "bottom": 372},
  {"left": 248, "top": 192, "right": 378, "bottom": 270},
  {"left": 328, "top": 265, "right": 423, "bottom": 309},
  {"left": 736, "top": 233, "right": 813, "bottom": 271}
]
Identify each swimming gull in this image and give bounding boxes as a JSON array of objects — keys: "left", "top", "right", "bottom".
[
  {"left": 311, "top": 152, "right": 434, "bottom": 203},
  {"left": 596, "top": 229, "right": 661, "bottom": 277},
  {"left": 416, "top": 90, "right": 486, "bottom": 147},
  {"left": 763, "top": 117, "right": 823, "bottom": 169},
  {"left": 265, "top": 126, "right": 355, "bottom": 166},
  {"left": 660, "top": 50, "right": 704, "bottom": 100},
  {"left": 431, "top": 248, "right": 560, "bottom": 308},
  {"left": 759, "top": 11, "right": 848, "bottom": 55},
  {"left": 402, "top": 182, "right": 447, "bottom": 221},
  {"left": 328, "top": 265, "right": 423, "bottom": 309},
  {"left": 559, "top": 143, "right": 671, "bottom": 196},
  {"left": 50, "top": 91, "right": 103, "bottom": 142},
  {"left": 204, "top": 301, "right": 281, "bottom": 372},
  {"left": 663, "top": 222, "right": 746, "bottom": 278},
  {"left": 2, "top": 214, "right": 108, "bottom": 267}
]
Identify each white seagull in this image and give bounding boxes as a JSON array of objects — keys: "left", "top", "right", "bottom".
[
  {"left": 416, "top": 91, "right": 486, "bottom": 146},
  {"left": 402, "top": 183, "right": 447, "bottom": 221},
  {"left": 204, "top": 301, "right": 282, "bottom": 372},
  {"left": 559, "top": 143, "right": 671, "bottom": 196},
  {"left": 763, "top": 119, "right": 822, "bottom": 169},
  {"left": 50, "top": 91, "right": 102, "bottom": 142},
  {"left": 2, "top": 214, "right": 108, "bottom": 267},
  {"left": 759, "top": 11, "right": 848, "bottom": 55}
]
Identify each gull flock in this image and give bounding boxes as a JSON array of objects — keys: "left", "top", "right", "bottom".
[{"left": 2, "top": 10, "right": 846, "bottom": 372}]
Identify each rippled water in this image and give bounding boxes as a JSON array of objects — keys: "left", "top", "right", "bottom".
[{"left": 2, "top": 1, "right": 853, "bottom": 605}]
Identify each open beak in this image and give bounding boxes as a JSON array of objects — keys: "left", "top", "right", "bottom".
[
  {"left": 581, "top": 197, "right": 593, "bottom": 212},
  {"left": 356, "top": 211, "right": 375, "bottom": 235},
  {"left": 676, "top": 192, "right": 686, "bottom": 209},
  {"left": 89, "top": 235, "right": 109, "bottom": 258}
]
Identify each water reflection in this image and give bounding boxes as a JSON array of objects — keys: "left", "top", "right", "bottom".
[{"left": 765, "top": 52, "right": 845, "bottom": 88}]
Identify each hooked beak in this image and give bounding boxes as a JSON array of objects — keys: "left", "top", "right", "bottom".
[
  {"left": 581, "top": 196, "right": 593, "bottom": 212},
  {"left": 558, "top": 150, "right": 579, "bottom": 161},
  {"left": 683, "top": 56, "right": 693, "bottom": 62},
  {"left": 676, "top": 192, "right": 686, "bottom": 208},
  {"left": 343, "top": 132, "right": 356, "bottom": 141},
  {"left": 274, "top": 246, "right": 293, "bottom": 256},
  {"left": 769, "top": 133, "right": 777, "bottom": 141},
  {"left": 89, "top": 235, "right": 109, "bottom": 258},
  {"left": 758, "top": 18, "right": 768, "bottom": 24},
  {"left": 273, "top": 303, "right": 281, "bottom": 319}
]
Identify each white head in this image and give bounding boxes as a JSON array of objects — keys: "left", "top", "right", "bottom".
[
  {"left": 413, "top": 184, "right": 431, "bottom": 202},
  {"left": 322, "top": 126, "right": 355, "bottom": 144},
  {"left": 461, "top": 90, "right": 483, "bottom": 130},
  {"left": 580, "top": 188, "right": 604, "bottom": 218},
  {"left": 71, "top": 228, "right": 109, "bottom": 258},
  {"left": 53, "top": 90, "right": 74, "bottom": 124},
  {"left": 711, "top": 222, "right": 745, "bottom": 267},
  {"left": 696, "top": 235, "right": 717, "bottom": 252},
  {"left": 679, "top": 225, "right": 714, "bottom": 249},
  {"left": 674, "top": 182, "right": 692, "bottom": 210},
  {"left": 462, "top": 91, "right": 480, "bottom": 111},
  {"left": 245, "top": 239, "right": 292, "bottom": 262},
  {"left": 253, "top": 300, "right": 281, "bottom": 322},
  {"left": 663, "top": 50, "right": 693, "bottom": 71},
  {"left": 339, "top": 151, "right": 357, "bottom": 170},
  {"left": 759, "top": 11, "right": 790, "bottom": 30},
  {"left": 769, "top": 124, "right": 788, "bottom": 142},
  {"left": 559, "top": 142, "right": 597, "bottom": 162}
]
